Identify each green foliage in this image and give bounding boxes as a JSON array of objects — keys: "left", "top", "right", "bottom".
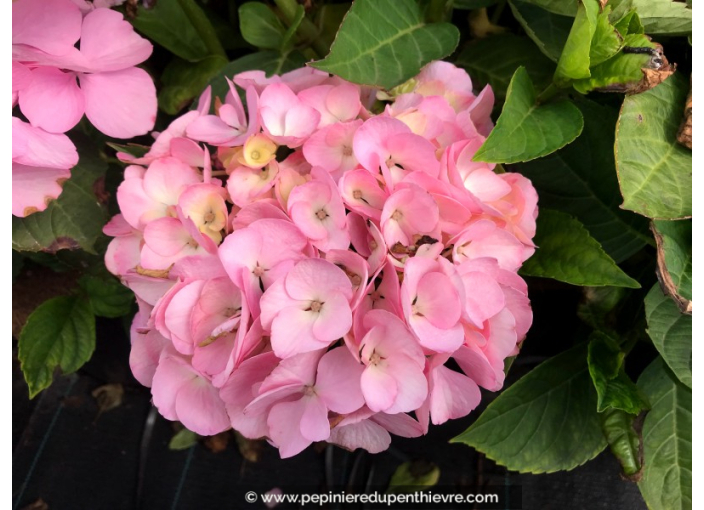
[
  {"left": 18, "top": 296, "right": 96, "bottom": 398},
  {"left": 238, "top": 2, "right": 287, "bottom": 50},
  {"left": 517, "top": 100, "right": 650, "bottom": 262},
  {"left": 599, "top": 408, "right": 642, "bottom": 477},
  {"left": 554, "top": 0, "right": 599, "bottom": 84},
  {"left": 452, "top": 343, "right": 607, "bottom": 473},
  {"left": 610, "top": 0, "right": 692, "bottom": 35},
  {"left": 12, "top": 135, "right": 108, "bottom": 254},
  {"left": 644, "top": 285, "right": 692, "bottom": 388},
  {"left": 616, "top": 74, "right": 692, "bottom": 219},
  {"left": 169, "top": 428, "right": 199, "bottom": 450},
  {"left": 387, "top": 461, "right": 440, "bottom": 493},
  {"left": 159, "top": 55, "right": 228, "bottom": 114},
  {"left": 587, "top": 332, "right": 650, "bottom": 414},
  {"left": 509, "top": 0, "right": 573, "bottom": 61},
  {"left": 520, "top": 210, "right": 641, "bottom": 288},
  {"left": 473, "top": 67, "right": 583, "bottom": 163},
  {"left": 79, "top": 274, "right": 135, "bottom": 319},
  {"left": 455, "top": 34, "right": 554, "bottom": 102},
  {"left": 310, "top": 0, "right": 460, "bottom": 88},
  {"left": 653, "top": 219, "right": 692, "bottom": 302},
  {"left": 637, "top": 357, "right": 692, "bottom": 510},
  {"left": 519, "top": 0, "right": 577, "bottom": 16}
]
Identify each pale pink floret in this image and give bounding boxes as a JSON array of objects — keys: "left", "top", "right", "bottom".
[
  {"left": 260, "top": 259, "right": 354, "bottom": 358},
  {"left": 302, "top": 120, "right": 362, "bottom": 181},
  {"left": 451, "top": 219, "right": 527, "bottom": 271},
  {"left": 103, "top": 214, "right": 142, "bottom": 275},
  {"left": 358, "top": 310, "right": 427, "bottom": 414},
  {"left": 227, "top": 161, "right": 279, "bottom": 207},
  {"left": 414, "top": 61, "right": 476, "bottom": 112},
  {"left": 14, "top": 2, "right": 156, "bottom": 138},
  {"left": 328, "top": 408, "right": 423, "bottom": 453},
  {"left": 298, "top": 83, "right": 362, "bottom": 128},
  {"left": 177, "top": 183, "right": 228, "bottom": 244},
  {"left": 12, "top": 117, "right": 78, "bottom": 216},
  {"left": 347, "top": 213, "right": 387, "bottom": 274},
  {"left": 339, "top": 168, "right": 388, "bottom": 222},
  {"left": 380, "top": 184, "right": 440, "bottom": 250},
  {"left": 401, "top": 257, "right": 466, "bottom": 353},
  {"left": 234, "top": 67, "right": 329, "bottom": 95},
  {"left": 259, "top": 82, "right": 320, "bottom": 147}
]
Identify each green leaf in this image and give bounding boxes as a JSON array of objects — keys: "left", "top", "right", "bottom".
[
  {"left": 652, "top": 219, "right": 692, "bottom": 305},
  {"left": 280, "top": 4, "right": 305, "bottom": 52},
  {"left": 130, "top": 0, "right": 209, "bottom": 62},
  {"left": 554, "top": 0, "right": 599, "bottom": 84},
  {"left": 106, "top": 142, "right": 150, "bottom": 159},
  {"left": 79, "top": 275, "right": 135, "bottom": 319},
  {"left": 453, "top": 0, "right": 498, "bottom": 8},
  {"left": 159, "top": 55, "right": 228, "bottom": 114},
  {"left": 473, "top": 67, "right": 583, "bottom": 163},
  {"left": 520, "top": 209, "right": 641, "bottom": 288},
  {"left": 238, "top": 2, "right": 286, "bottom": 50},
  {"left": 616, "top": 73, "right": 692, "bottom": 219},
  {"left": 201, "top": 51, "right": 308, "bottom": 107},
  {"left": 455, "top": 34, "right": 554, "bottom": 103},
  {"left": 637, "top": 357, "right": 692, "bottom": 510},
  {"left": 452, "top": 343, "right": 607, "bottom": 473},
  {"left": 572, "top": 33, "right": 654, "bottom": 94},
  {"left": 387, "top": 461, "right": 440, "bottom": 493},
  {"left": 509, "top": 0, "right": 573, "bottom": 62},
  {"left": 578, "top": 286, "right": 627, "bottom": 331},
  {"left": 589, "top": 6, "right": 623, "bottom": 67},
  {"left": 12, "top": 250, "right": 24, "bottom": 283},
  {"left": 18, "top": 296, "right": 96, "bottom": 398},
  {"left": 516, "top": 100, "right": 650, "bottom": 262},
  {"left": 588, "top": 332, "right": 650, "bottom": 414},
  {"left": 12, "top": 135, "right": 108, "bottom": 254},
  {"left": 310, "top": 0, "right": 460, "bottom": 88},
  {"left": 600, "top": 408, "right": 642, "bottom": 477},
  {"left": 169, "top": 428, "right": 198, "bottom": 450},
  {"left": 644, "top": 284, "right": 691, "bottom": 388},
  {"left": 314, "top": 3, "right": 352, "bottom": 52},
  {"left": 518, "top": 0, "right": 578, "bottom": 16},
  {"left": 610, "top": 0, "right": 691, "bottom": 35}
]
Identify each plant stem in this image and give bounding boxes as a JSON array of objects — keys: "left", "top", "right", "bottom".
[
  {"left": 536, "top": 83, "right": 560, "bottom": 104},
  {"left": 274, "top": 0, "right": 329, "bottom": 58},
  {"left": 177, "top": 0, "right": 227, "bottom": 59}
]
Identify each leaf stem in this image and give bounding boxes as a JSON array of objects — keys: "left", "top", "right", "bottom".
[
  {"left": 536, "top": 83, "right": 560, "bottom": 104},
  {"left": 177, "top": 0, "right": 227, "bottom": 59},
  {"left": 274, "top": 0, "right": 328, "bottom": 58}
]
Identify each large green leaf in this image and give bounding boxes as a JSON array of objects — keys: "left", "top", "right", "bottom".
[
  {"left": 589, "top": 6, "right": 624, "bottom": 67},
  {"left": 238, "top": 2, "right": 287, "bottom": 50},
  {"left": 600, "top": 408, "right": 642, "bottom": 477},
  {"left": 310, "top": 0, "right": 460, "bottom": 88},
  {"left": 159, "top": 55, "right": 228, "bottom": 114},
  {"left": 18, "top": 296, "right": 96, "bottom": 398},
  {"left": 452, "top": 343, "right": 607, "bottom": 473},
  {"left": 554, "top": 0, "right": 599, "bottom": 84},
  {"left": 616, "top": 74, "right": 692, "bottom": 219},
  {"left": 517, "top": 100, "right": 650, "bottom": 263},
  {"left": 520, "top": 209, "right": 641, "bottom": 288},
  {"left": 509, "top": 0, "right": 573, "bottom": 62},
  {"left": 79, "top": 275, "right": 135, "bottom": 319},
  {"left": 652, "top": 220, "right": 692, "bottom": 307},
  {"left": 130, "top": 0, "right": 209, "bottom": 62},
  {"left": 201, "top": 51, "right": 308, "bottom": 106},
  {"left": 587, "top": 332, "right": 650, "bottom": 414},
  {"left": 12, "top": 136, "right": 108, "bottom": 254},
  {"left": 472, "top": 67, "right": 583, "bottom": 163},
  {"left": 645, "top": 285, "right": 691, "bottom": 388},
  {"left": 610, "top": 0, "right": 691, "bottom": 35},
  {"left": 637, "top": 357, "right": 692, "bottom": 510},
  {"left": 455, "top": 34, "right": 554, "bottom": 103}
]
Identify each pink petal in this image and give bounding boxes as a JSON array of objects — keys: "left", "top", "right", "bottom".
[
  {"left": 12, "top": 163, "right": 70, "bottom": 216},
  {"left": 80, "top": 67, "right": 156, "bottom": 138},
  {"left": 312, "top": 292, "right": 353, "bottom": 342},
  {"left": 284, "top": 259, "right": 353, "bottom": 302},
  {"left": 12, "top": 117, "right": 78, "bottom": 169},
  {"left": 316, "top": 347, "right": 365, "bottom": 414},
  {"left": 300, "top": 395, "right": 331, "bottom": 442},
  {"left": 13, "top": 0, "right": 82, "bottom": 56},
  {"left": 268, "top": 399, "right": 313, "bottom": 458},
  {"left": 329, "top": 419, "right": 391, "bottom": 454},
  {"left": 428, "top": 364, "right": 480, "bottom": 424},
  {"left": 361, "top": 364, "right": 398, "bottom": 412},
  {"left": 270, "top": 306, "right": 325, "bottom": 359},
  {"left": 151, "top": 355, "right": 196, "bottom": 421},
  {"left": 175, "top": 376, "right": 231, "bottom": 436},
  {"left": 18, "top": 68, "right": 84, "bottom": 134}
]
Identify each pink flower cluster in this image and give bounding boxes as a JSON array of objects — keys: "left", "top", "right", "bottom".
[
  {"left": 12, "top": 0, "right": 156, "bottom": 217},
  {"left": 107, "top": 62, "right": 538, "bottom": 458}
]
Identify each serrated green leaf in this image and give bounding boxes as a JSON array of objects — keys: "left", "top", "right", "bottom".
[
  {"left": 554, "top": 0, "right": 599, "bottom": 84},
  {"left": 600, "top": 408, "right": 642, "bottom": 477},
  {"left": 310, "top": 0, "right": 460, "bottom": 88},
  {"left": 644, "top": 285, "right": 691, "bottom": 388},
  {"left": 169, "top": 428, "right": 198, "bottom": 450},
  {"left": 199, "top": 51, "right": 308, "bottom": 108},
  {"left": 12, "top": 135, "right": 108, "bottom": 254},
  {"left": 79, "top": 275, "right": 135, "bottom": 318},
  {"left": 387, "top": 461, "right": 440, "bottom": 493},
  {"left": 637, "top": 357, "right": 692, "bottom": 510},
  {"left": 520, "top": 209, "right": 641, "bottom": 288},
  {"left": 130, "top": 1, "right": 209, "bottom": 62},
  {"left": 159, "top": 55, "right": 228, "bottom": 114},
  {"left": 616, "top": 73, "right": 692, "bottom": 219},
  {"left": 589, "top": 6, "right": 623, "bottom": 67},
  {"left": 509, "top": 0, "right": 573, "bottom": 62},
  {"left": 610, "top": 0, "right": 691, "bottom": 35},
  {"left": 18, "top": 296, "right": 96, "bottom": 398},
  {"left": 652, "top": 219, "right": 692, "bottom": 304},
  {"left": 281, "top": 4, "right": 305, "bottom": 52},
  {"left": 588, "top": 332, "right": 650, "bottom": 414},
  {"left": 473, "top": 67, "right": 583, "bottom": 163},
  {"left": 238, "top": 2, "right": 286, "bottom": 50},
  {"left": 613, "top": 10, "right": 644, "bottom": 36},
  {"left": 517, "top": 100, "right": 650, "bottom": 262},
  {"left": 455, "top": 34, "right": 554, "bottom": 103},
  {"left": 452, "top": 343, "right": 607, "bottom": 473}
]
